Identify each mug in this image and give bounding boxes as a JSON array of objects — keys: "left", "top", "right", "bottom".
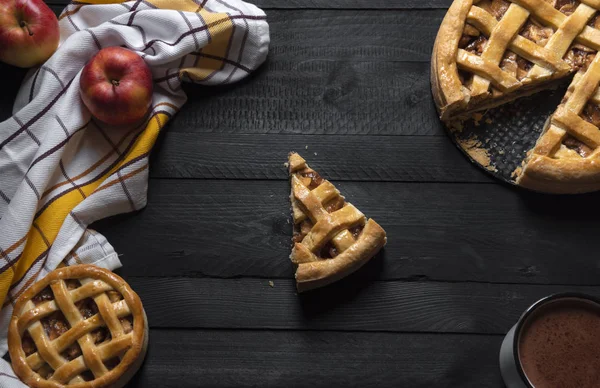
[{"left": 499, "top": 292, "right": 600, "bottom": 388}]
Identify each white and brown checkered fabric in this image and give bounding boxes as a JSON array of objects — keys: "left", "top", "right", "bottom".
[{"left": 0, "top": 0, "right": 269, "bottom": 385}]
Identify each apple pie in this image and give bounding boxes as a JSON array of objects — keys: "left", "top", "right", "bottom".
[
  {"left": 432, "top": 0, "right": 600, "bottom": 193},
  {"left": 288, "top": 153, "right": 387, "bottom": 292},
  {"left": 8, "top": 265, "right": 148, "bottom": 388}
]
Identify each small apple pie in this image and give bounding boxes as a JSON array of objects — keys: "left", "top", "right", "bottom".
[{"left": 8, "top": 265, "right": 148, "bottom": 388}]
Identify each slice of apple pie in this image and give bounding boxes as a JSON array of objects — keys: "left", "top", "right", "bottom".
[{"left": 288, "top": 153, "right": 387, "bottom": 292}]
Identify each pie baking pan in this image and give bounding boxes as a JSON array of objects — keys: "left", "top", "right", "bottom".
[{"left": 445, "top": 81, "right": 570, "bottom": 186}]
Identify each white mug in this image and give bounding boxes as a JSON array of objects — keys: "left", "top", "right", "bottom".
[{"left": 499, "top": 292, "right": 600, "bottom": 388}]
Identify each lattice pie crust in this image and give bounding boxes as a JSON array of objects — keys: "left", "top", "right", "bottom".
[{"left": 8, "top": 265, "right": 148, "bottom": 388}]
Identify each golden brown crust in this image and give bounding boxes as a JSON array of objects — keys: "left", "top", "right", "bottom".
[
  {"left": 295, "top": 219, "right": 387, "bottom": 292},
  {"left": 8, "top": 265, "right": 148, "bottom": 388},
  {"left": 431, "top": 0, "right": 472, "bottom": 120},
  {"left": 288, "top": 153, "right": 387, "bottom": 292},
  {"left": 515, "top": 52, "right": 600, "bottom": 193},
  {"left": 517, "top": 153, "right": 600, "bottom": 193}
]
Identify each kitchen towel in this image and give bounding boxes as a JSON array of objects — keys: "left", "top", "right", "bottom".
[{"left": 0, "top": 0, "right": 269, "bottom": 384}]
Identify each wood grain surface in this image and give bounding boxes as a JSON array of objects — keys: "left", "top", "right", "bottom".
[
  {"left": 149, "top": 133, "right": 491, "bottom": 182},
  {"left": 132, "top": 329, "right": 504, "bottom": 388},
  {"left": 97, "top": 180, "right": 600, "bottom": 285},
  {"left": 124, "top": 276, "right": 600, "bottom": 334},
  {"left": 173, "top": 9, "right": 446, "bottom": 136},
  {"left": 1, "top": 1, "right": 598, "bottom": 387}
]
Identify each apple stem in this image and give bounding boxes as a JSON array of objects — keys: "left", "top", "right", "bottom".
[
  {"left": 111, "top": 80, "right": 120, "bottom": 87},
  {"left": 20, "top": 21, "right": 33, "bottom": 36}
]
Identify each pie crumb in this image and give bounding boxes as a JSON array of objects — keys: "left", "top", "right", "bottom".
[
  {"left": 458, "top": 135, "right": 497, "bottom": 172},
  {"left": 485, "top": 118, "right": 493, "bottom": 124},
  {"left": 283, "top": 162, "right": 289, "bottom": 168},
  {"left": 268, "top": 281, "right": 274, "bottom": 288},
  {"left": 305, "top": 145, "right": 308, "bottom": 149},
  {"left": 447, "top": 120, "right": 464, "bottom": 133},
  {"left": 472, "top": 113, "right": 484, "bottom": 126},
  {"left": 512, "top": 166, "right": 523, "bottom": 178}
]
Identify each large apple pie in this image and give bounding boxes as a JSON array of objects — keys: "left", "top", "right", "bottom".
[
  {"left": 8, "top": 265, "right": 148, "bottom": 388},
  {"left": 288, "top": 153, "right": 387, "bottom": 292},
  {"left": 432, "top": 0, "right": 600, "bottom": 193}
]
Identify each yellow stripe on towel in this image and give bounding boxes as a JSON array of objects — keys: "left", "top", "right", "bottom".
[{"left": 6, "top": 113, "right": 170, "bottom": 298}]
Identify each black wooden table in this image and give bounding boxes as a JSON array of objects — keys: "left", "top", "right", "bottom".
[{"left": 3, "top": 1, "right": 600, "bottom": 386}]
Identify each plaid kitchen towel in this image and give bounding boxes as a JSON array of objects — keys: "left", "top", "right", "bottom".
[{"left": 0, "top": 0, "right": 268, "bottom": 383}]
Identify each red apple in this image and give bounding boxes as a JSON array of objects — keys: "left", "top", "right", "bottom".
[
  {"left": 80, "top": 47, "right": 153, "bottom": 126},
  {"left": 0, "top": 0, "right": 59, "bottom": 68}
]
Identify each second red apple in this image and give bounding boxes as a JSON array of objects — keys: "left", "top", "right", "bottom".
[{"left": 80, "top": 47, "right": 153, "bottom": 126}]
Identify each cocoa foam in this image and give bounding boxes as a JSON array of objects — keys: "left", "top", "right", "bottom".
[{"left": 518, "top": 298, "right": 600, "bottom": 388}]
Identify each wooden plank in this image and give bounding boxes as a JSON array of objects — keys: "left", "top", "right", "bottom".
[
  {"left": 0, "top": 64, "right": 27, "bottom": 122},
  {"left": 150, "top": 133, "right": 490, "bottom": 182},
  {"left": 175, "top": 9, "right": 445, "bottom": 136},
  {"left": 96, "top": 180, "right": 600, "bottom": 285},
  {"left": 250, "top": 10, "right": 440, "bottom": 63},
  {"left": 48, "top": 0, "right": 453, "bottom": 10},
  {"left": 132, "top": 329, "right": 503, "bottom": 388},
  {"left": 124, "top": 276, "right": 600, "bottom": 334},
  {"left": 176, "top": 59, "right": 443, "bottom": 136}
]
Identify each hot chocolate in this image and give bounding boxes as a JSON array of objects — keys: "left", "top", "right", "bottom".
[{"left": 518, "top": 298, "right": 600, "bottom": 388}]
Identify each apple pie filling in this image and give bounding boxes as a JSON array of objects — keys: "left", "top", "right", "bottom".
[
  {"left": 555, "top": 0, "right": 579, "bottom": 15},
  {"left": 500, "top": 52, "right": 534, "bottom": 81},
  {"left": 520, "top": 19, "right": 553, "bottom": 47},
  {"left": 32, "top": 286, "right": 53, "bottom": 305},
  {"left": 298, "top": 169, "right": 323, "bottom": 190},
  {"left": 589, "top": 14, "right": 600, "bottom": 29},
  {"left": 477, "top": 0, "right": 510, "bottom": 20},
  {"left": 562, "top": 135, "right": 593, "bottom": 157},
  {"left": 581, "top": 102, "right": 600, "bottom": 126},
  {"left": 319, "top": 225, "right": 365, "bottom": 258}
]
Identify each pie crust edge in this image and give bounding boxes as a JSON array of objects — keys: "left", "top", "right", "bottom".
[
  {"left": 431, "top": 0, "right": 472, "bottom": 121},
  {"left": 294, "top": 218, "right": 387, "bottom": 292},
  {"left": 516, "top": 151, "right": 600, "bottom": 193}
]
